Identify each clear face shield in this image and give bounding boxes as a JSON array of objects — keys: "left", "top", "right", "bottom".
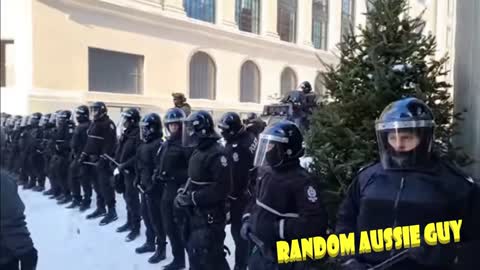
[
  {"left": 39, "top": 115, "right": 49, "bottom": 127},
  {"left": 182, "top": 120, "right": 199, "bottom": 147},
  {"left": 49, "top": 113, "right": 57, "bottom": 126},
  {"left": 375, "top": 120, "right": 435, "bottom": 170},
  {"left": 165, "top": 122, "right": 182, "bottom": 139},
  {"left": 253, "top": 134, "right": 288, "bottom": 168},
  {"left": 20, "top": 116, "right": 29, "bottom": 127}
]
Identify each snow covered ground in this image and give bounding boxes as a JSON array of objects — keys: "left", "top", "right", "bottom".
[{"left": 19, "top": 186, "right": 236, "bottom": 270}]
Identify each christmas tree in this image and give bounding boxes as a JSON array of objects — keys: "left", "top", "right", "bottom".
[{"left": 305, "top": 0, "right": 471, "bottom": 232}]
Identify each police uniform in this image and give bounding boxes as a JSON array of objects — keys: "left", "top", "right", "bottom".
[
  {"left": 224, "top": 131, "right": 258, "bottom": 270},
  {"left": 82, "top": 114, "right": 117, "bottom": 210},
  {"left": 69, "top": 120, "right": 93, "bottom": 207},
  {"left": 183, "top": 138, "right": 231, "bottom": 270},
  {"left": 51, "top": 120, "right": 75, "bottom": 200}
]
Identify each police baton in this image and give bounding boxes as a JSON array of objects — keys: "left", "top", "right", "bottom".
[
  {"left": 82, "top": 161, "right": 98, "bottom": 167},
  {"left": 367, "top": 249, "right": 410, "bottom": 270},
  {"left": 136, "top": 184, "right": 145, "bottom": 194},
  {"left": 102, "top": 154, "right": 130, "bottom": 174}
]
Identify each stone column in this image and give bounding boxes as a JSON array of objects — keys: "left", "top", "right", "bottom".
[
  {"left": 221, "top": 0, "right": 238, "bottom": 28},
  {"left": 261, "top": 0, "right": 280, "bottom": 39},
  {"left": 297, "top": 0, "right": 314, "bottom": 46},
  {"left": 163, "top": 0, "right": 186, "bottom": 16},
  {"left": 328, "top": 0, "right": 342, "bottom": 50}
]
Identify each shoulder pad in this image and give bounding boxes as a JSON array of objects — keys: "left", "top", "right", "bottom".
[
  {"left": 357, "top": 162, "right": 377, "bottom": 174},
  {"left": 441, "top": 159, "right": 475, "bottom": 184}
]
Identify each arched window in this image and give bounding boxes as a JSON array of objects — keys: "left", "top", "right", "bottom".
[
  {"left": 312, "top": 0, "right": 329, "bottom": 50},
  {"left": 189, "top": 52, "right": 216, "bottom": 100},
  {"left": 184, "top": 0, "right": 215, "bottom": 23},
  {"left": 235, "top": 0, "right": 261, "bottom": 34},
  {"left": 280, "top": 67, "right": 297, "bottom": 96},
  {"left": 240, "top": 61, "right": 261, "bottom": 103},
  {"left": 315, "top": 72, "right": 326, "bottom": 98},
  {"left": 277, "top": 0, "right": 297, "bottom": 42},
  {"left": 341, "top": 0, "right": 355, "bottom": 39}
]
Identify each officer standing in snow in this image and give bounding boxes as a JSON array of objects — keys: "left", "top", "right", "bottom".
[
  {"left": 52, "top": 110, "right": 75, "bottom": 205},
  {"left": 114, "top": 108, "right": 142, "bottom": 242},
  {"left": 66, "top": 106, "right": 93, "bottom": 211},
  {"left": 218, "top": 112, "right": 258, "bottom": 270},
  {"left": 241, "top": 120, "right": 328, "bottom": 270},
  {"left": 335, "top": 97, "right": 479, "bottom": 270},
  {"left": 80, "top": 101, "right": 118, "bottom": 225},
  {"left": 24, "top": 112, "right": 44, "bottom": 190},
  {"left": 43, "top": 112, "right": 60, "bottom": 197},
  {"left": 153, "top": 108, "right": 192, "bottom": 269},
  {"left": 134, "top": 113, "right": 166, "bottom": 264},
  {"left": 174, "top": 110, "right": 231, "bottom": 270}
]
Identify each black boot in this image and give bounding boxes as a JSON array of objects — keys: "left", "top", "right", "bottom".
[
  {"left": 66, "top": 199, "right": 82, "bottom": 209},
  {"left": 163, "top": 259, "right": 186, "bottom": 270},
  {"left": 125, "top": 225, "right": 140, "bottom": 242},
  {"left": 32, "top": 185, "right": 45, "bottom": 192},
  {"left": 148, "top": 245, "right": 166, "bottom": 264},
  {"left": 43, "top": 189, "right": 54, "bottom": 196},
  {"left": 135, "top": 242, "right": 156, "bottom": 254},
  {"left": 116, "top": 222, "right": 131, "bottom": 233},
  {"left": 86, "top": 207, "right": 106, "bottom": 219},
  {"left": 57, "top": 194, "right": 72, "bottom": 205},
  {"left": 79, "top": 200, "right": 91, "bottom": 212},
  {"left": 24, "top": 180, "right": 35, "bottom": 189},
  {"left": 50, "top": 192, "right": 62, "bottom": 200},
  {"left": 99, "top": 207, "right": 118, "bottom": 226}
]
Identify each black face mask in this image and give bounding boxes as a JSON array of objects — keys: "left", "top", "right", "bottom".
[{"left": 265, "top": 143, "right": 284, "bottom": 168}]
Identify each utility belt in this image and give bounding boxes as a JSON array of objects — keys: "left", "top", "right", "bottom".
[{"left": 189, "top": 206, "right": 226, "bottom": 229}]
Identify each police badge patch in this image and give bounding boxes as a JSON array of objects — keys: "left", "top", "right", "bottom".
[
  {"left": 306, "top": 186, "right": 318, "bottom": 203},
  {"left": 233, "top": 152, "right": 239, "bottom": 162},
  {"left": 110, "top": 123, "right": 115, "bottom": 130},
  {"left": 220, "top": 156, "right": 228, "bottom": 167}
]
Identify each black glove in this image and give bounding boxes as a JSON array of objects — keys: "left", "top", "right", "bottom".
[
  {"left": 174, "top": 192, "right": 194, "bottom": 208},
  {"left": 240, "top": 219, "right": 252, "bottom": 241},
  {"left": 113, "top": 174, "right": 125, "bottom": 194},
  {"left": 79, "top": 152, "right": 88, "bottom": 163},
  {"left": 340, "top": 259, "right": 368, "bottom": 270},
  {"left": 151, "top": 169, "right": 160, "bottom": 183}
]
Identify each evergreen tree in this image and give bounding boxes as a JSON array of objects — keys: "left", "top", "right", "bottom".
[{"left": 305, "top": 0, "right": 471, "bottom": 230}]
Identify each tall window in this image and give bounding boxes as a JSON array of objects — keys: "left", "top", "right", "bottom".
[
  {"left": 88, "top": 48, "right": 144, "bottom": 94},
  {"left": 235, "top": 0, "right": 261, "bottom": 34},
  {"left": 277, "top": 0, "right": 297, "bottom": 42},
  {"left": 240, "top": 61, "right": 261, "bottom": 103},
  {"left": 1, "top": 40, "right": 15, "bottom": 87},
  {"left": 341, "top": 0, "right": 355, "bottom": 39},
  {"left": 312, "top": 0, "right": 329, "bottom": 50},
  {"left": 184, "top": 0, "right": 215, "bottom": 23},
  {"left": 280, "top": 67, "right": 297, "bottom": 96},
  {"left": 189, "top": 52, "right": 216, "bottom": 100}
]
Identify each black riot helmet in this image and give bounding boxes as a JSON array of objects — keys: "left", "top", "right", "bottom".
[
  {"left": 13, "top": 115, "right": 22, "bottom": 130},
  {"left": 140, "top": 113, "right": 162, "bottom": 142},
  {"left": 375, "top": 97, "right": 435, "bottom": 170},
  {"left": 244, "top": 112, "right": 258, "bottom": 124},
  {"left": 299, "top": 81, "right": 312, "bottom": 94},
  {"left": 56, "top": 110, "right": 72, "bottom": 127},
  {"left": 20, "top": 116, "right": 30, "bottom": 127},
  {"left": 218, "top": 112, "right": 244, "bottom": 142},
  {"left": 75, "top": 105, "right": 90, "bottom": 123},
  {"left": 90, "top": 101, "right": 107, "bottom": 121},
  {"left": 254, "top": 120, "right": 304, "bottom": 168},
  {"left": 182, "top": 110, "right": 220, "bottom": 147},
  {"left": 164, "top": 107, "right": 186, "bottom": 139},
  {"left": 120, "top": 108, "right": 140, "bottom": 132},
  {"left": 1, "top": 113, "right": 11, "bottom": 127},
  {"left": 29, "top": 112, "right": 42, "bottom": 127},
  {"left": 39, "top": 113, "right": 51, "bottom": 127}
]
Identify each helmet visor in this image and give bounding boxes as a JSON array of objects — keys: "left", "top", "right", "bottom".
[
  {"left": 253, "top": 134, "right": 288, "bottom": 167},
  {"left": 182, "top": 120, "right": 199, "bottom": 147},
  {"left": 376, "top": 120, "right": 434, "bottom": 170}
]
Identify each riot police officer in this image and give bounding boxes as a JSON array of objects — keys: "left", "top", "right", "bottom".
[
  {"left": 174, "top": 110, "right": 231, "bottom": 270},
  {"left": 153, "top": 108, "right": 191, "bottom": 269},
  {"left": 18, "top": 116, "right": 32, "bottom": 187},
  {"left": 66, "top": 106, "right": 93, "bottom": 211},
  {"left": 52, "top": 110, "right": 75, "bottom": 205},
  {"left": 24, "top": 112, "right": 45, "bottom": 190},
  {"left": 335, "top": 98, "right": 479, "bottom": 270},
  {"left": 134, "top": 113, "right": 166, "bottom": 263},
  {"left": 43, "top": 112, "right": 60, "bottom": 197},
  {"left": 80, "top": 101, "right": 118, "bottom": 226},
  {"left": 218, "top": 112, "right": 258, "bottom": 270},
  {"left": 114, "top": 108, "right": 142, "bottom": 242},
  {"left": 243, "top": 113, "right": 266, "bottom": 138},
  {"left": 241, "top": 120, "right": 328, "bottom": 270}
]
